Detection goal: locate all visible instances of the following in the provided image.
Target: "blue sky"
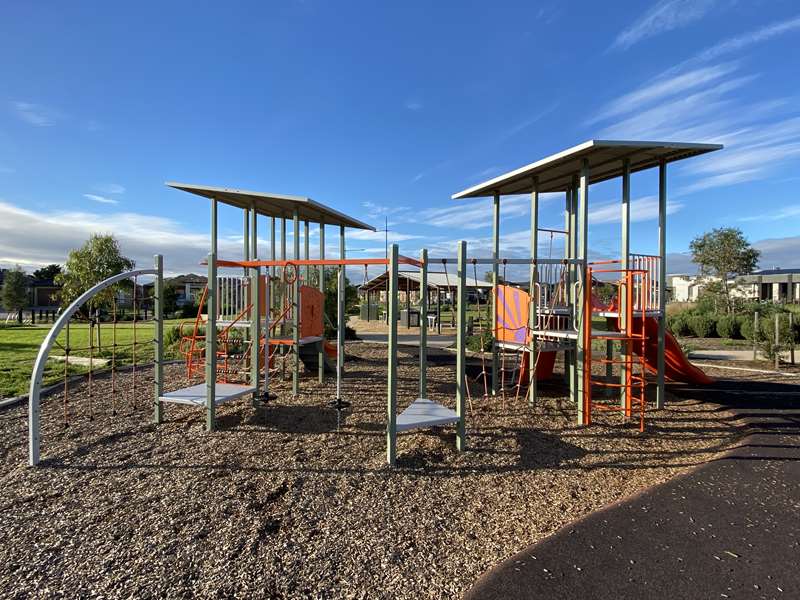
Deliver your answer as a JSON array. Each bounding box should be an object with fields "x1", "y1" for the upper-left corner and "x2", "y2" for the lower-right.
[{"x1": 1, "y1": 1, "x2": 799, "y2": 276}]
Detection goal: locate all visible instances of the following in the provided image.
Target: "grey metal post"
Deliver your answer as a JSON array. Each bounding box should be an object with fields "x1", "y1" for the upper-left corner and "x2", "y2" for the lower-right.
[
  {"x1": 303, "y1": 220, "x2": 310, "y2": 282},
  {"x1": 455, "y1": 241, "x2": 467, "y2": 451},
  {"x1": 154, "y1": 254, "x2": 164, "y2": 424},
  {"x1": 620, "y1": 158, "x2": 631, "y2": 408},
  {"x1": 564, "y1": 187, "x2": 571, "y2": 385},
  {"x1": 292, "y1": 209, "x2": 300, "y2": 396},
  {"x1": 577, "y1": 162, "x2": 589, "y2": 425},
  {"x1": 250, "y1": 266, "x2": 261, "y2": 397},
  {"x1": 338, "y1": 225, "x2": 346, "y2": 390},
  {"x1": 318, "y1": 222, "x2": 326, "y2": 384},
  {"x1": 529, "y1": 177, "x2": 539, "y2": 405},
  {"x1": 386, "y1": 243, "x2": 399, "y2": 465},
  {"x1": 419, "y1": 249, "x2": 428, "y2": 398},
  {"x1": 491, "y1": 192, "x2": 500, "y2": 395},
  {"x1": 656, "y1": 160, "x2": 667, "y2": 409},
  {"x1": 206, "y1": 251, "x2": 217, "y2": 431},
  {"x1": 753, "y1": 311, "x2": 759, "y2": 361},
  {"x1": 270, "y1": 217, "x2": 276, "y2": 312},
  {"x1": 243, "y1": 208, "x2": 250, "y2": 262}
]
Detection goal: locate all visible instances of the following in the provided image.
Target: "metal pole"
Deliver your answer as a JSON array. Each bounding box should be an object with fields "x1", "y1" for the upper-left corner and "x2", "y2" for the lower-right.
[
  {"x1": 577, "y1": 162, "x2": 589, "y2": 425},
  {"x1": 564, "y1": 187, "x2": 571, "y2": 386},
  {"x1": 455, "y1": 240, "x2": 467, "y2": 451},
  {"x1": 270, "y1": 216, "x2": 276, "y2": 313},
  {"x1": 420, "y1": 248, "x2": 428, "y2": 399},
  {"x1": 529, "y1": 177, "x2": 539, "y2": 406},
  {"x1": 775, "y1": 312, "x2": 781, "y2": 371},
  {"x1": 337, "y1": 225, "x2": 346, "y2": 401},
  {"x1": 251, "y1": 266, "x2": 260, "y2": 398},
  {"x1": 387, "y1": 243, "x2": 399, "y2": 465},
  {"x1": 153, "y1": 254, "x2": 164, "y2": 424},
  {"x1": 753, "y1": 311, "x2": 759, "y2": 361},
  {"x1": 292, "y1": 209, "x2": 300, "y2": 396},
  {"x1": 656, "y1": 160, "x2": 667, "y2": 409},
  {"x1": 206, "y1": 251, "x2": 217, "y2": 431},
  {"x1": 791, "y1": 312, "x2": 796, "y2": 364},
  {"x1": 620, "y1": 158, "x2": 631, "y2": 408},
  {"x1": 318, "y1": 222, "x2": 326, "y2": 384},
  {"x1": 491, "y1": 191, "x2": 500, "y2": 395},
  {"x1": 303, "y1": 220, "x2": 310, "y2": 282}
]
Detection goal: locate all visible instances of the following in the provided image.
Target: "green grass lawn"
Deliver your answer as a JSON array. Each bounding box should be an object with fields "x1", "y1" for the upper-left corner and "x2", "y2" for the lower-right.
[{"x1": 0, "y1": 319, "x2": 187, "y2": 399}]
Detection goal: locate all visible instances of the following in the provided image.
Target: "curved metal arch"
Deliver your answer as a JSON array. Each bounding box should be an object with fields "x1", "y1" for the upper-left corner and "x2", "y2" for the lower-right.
[{"x1": 28, "y1": 267, "x2": 159, "y2": 466}]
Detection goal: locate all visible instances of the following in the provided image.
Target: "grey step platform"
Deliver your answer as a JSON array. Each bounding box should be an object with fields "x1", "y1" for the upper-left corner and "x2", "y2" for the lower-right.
[
  {"x1": 396, "y1": 398, "x2": 460, "y2": 433},
  {"x1": 159, "y1": 383, "x2": 256, "y2": 407}
]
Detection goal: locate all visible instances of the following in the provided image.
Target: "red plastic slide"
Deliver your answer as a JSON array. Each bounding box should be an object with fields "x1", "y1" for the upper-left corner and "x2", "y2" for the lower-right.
[{"x1": 635, "y1": 316, "x2": 714, "y2": 385}]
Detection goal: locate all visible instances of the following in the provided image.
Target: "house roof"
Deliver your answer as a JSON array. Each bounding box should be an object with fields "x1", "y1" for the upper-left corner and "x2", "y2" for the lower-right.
[
  {"x1": 452, "y1": 139, "x2": 723, "y2": 198},
  {"x1": 166, "y1": 182, "x2": 375, "y2": 231},
  {"x1": 359, "y1": 270, "x2": 493, "y2": 293}
]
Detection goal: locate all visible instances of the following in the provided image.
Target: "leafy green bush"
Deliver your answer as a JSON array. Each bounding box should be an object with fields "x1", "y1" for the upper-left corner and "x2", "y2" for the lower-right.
[
  {"x1": 667, "y1": 311, "x2": 694, "y2": 336},
  {"x1": 716, "y1": 315, "x2": 741, "y2": 339},
  {"x1": 164, "y1": 325, "x2": 182, "y2": 347},
  {"x1": 466, "y1": 334, "x2": 493, "y2": 352},
  {"x1": 689, "y1": 314, "x2": 717, "y2": 338}
]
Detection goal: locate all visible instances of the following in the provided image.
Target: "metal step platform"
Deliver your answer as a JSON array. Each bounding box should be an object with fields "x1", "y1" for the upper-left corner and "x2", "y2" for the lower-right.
[
  {"x1": 159, "y1": 383, "x2": 257, "y2": 407},
  {"x1": 396, "y1": 398, "x2": 460, "y2": 432}
]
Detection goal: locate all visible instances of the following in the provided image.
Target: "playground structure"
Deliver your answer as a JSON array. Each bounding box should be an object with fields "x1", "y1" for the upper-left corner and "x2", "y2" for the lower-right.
[{"x1": 27, "y1": 139, "x2": 722, "y2": 467}]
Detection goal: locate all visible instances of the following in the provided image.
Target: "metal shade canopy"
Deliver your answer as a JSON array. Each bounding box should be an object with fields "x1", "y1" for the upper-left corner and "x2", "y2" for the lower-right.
[
  {"x1": 166, "y1": 181, "x2": 375, "y2": 231},
  {"x1": 452, "y1": 139, "x2": 723, "y2": 198}
]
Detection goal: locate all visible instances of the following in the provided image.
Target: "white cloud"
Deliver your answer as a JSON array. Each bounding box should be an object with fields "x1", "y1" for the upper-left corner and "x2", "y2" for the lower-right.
[
  {"x1": 739, "y1": 204, "x2": 800, "y2": 223},
  {"x1": 83, "y1": 193, "x2": 119, "y2": 205},
  {"x1": 589, "y1": 196, "x2": 683, "y2": 224},
  {"x1": 611, "y1": 0, "x2": 719, "y2": 50},
  {"x1": 0, "y1": 166, "x2": 14, "y2": 175},
  {"x1": 0, "y1": 200, "x2": 242, "y2": 275},
  {"x1": 588, "y1": 62, "x2": 738, "y2": 125},
  {"x1": 689, "y1": 14, "x2": 800, "y2": 65},
  {"x1": 93, "y1": 183, "x2": 126, "y2": 194},
  {"x1": 11, "y1": 101, "x2": 59, "y2": 127},
  {"x1": 405, "y1": 100, "x2": 423, "y2": 111}
]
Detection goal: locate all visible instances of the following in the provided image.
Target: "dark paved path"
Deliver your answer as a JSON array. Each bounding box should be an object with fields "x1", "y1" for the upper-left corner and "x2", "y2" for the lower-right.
[{"x1": 465, "y1": 379, "x2": 800, "y2": 600}]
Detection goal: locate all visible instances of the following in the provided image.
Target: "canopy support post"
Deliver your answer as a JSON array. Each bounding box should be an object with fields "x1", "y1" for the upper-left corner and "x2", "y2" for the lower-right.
[
  {"x1": 292, "y1": 209, "x2": 300, "y2": 396},
  {"x1": 153, "y1": 254, "x2": 164, "y2": 424},
  {"x1": 657, "y1": 160, "x2": 667, "y2": 409},
  {"x1": 387, "y1": 243, "x2": 399, "y2": 465},
  {"x1": 491, "y1": 192, "x2": 500, "y2": 395},
  {"x1": 337, "y1": 225, "x2": 346, "y2": 399},
  {"x1": 419, "y1": 249, "x2": 428, "y2": 398},
  {"x1": 577, "y1": 161, "x2": 589, "y2": 425},
  {"x1": 318, "y1": 221, "x2": 326, "y2": 384},
  {"x1": 620, "y1": 159, "x2": 631, "y2": 409},
  {"x1": 456, "y1": 240, "x2": 467, "y2": 451},
  {"x1": 529, "y1": 177, "x2": 539, "y2": 406}
]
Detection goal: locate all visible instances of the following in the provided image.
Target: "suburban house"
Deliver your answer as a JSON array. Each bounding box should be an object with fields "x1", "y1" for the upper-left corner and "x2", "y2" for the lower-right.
[{"x1": 668, "y1": 268, "x2": 800, "y2": 304}]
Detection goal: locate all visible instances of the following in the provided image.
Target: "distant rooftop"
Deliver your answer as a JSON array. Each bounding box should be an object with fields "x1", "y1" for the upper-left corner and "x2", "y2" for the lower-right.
[
  {"x1": 167, "y1": 182, "x2": 375, "y2": 231},
  {"x1": 751, "y1": 268, "x2": 800, "y2": 276},
  {"x1": 452, "y1": 139, "x2": 723, "y2": 198}
]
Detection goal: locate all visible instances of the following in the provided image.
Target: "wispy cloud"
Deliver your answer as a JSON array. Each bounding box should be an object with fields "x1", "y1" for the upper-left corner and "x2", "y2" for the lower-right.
[
  {"x1": 92, "y1": 183, "x2": 126, "y2": 194},
  {"x1": 361, "y1": 200, "x2": 410, "y2": 220},
  {"x1": 611, "y1": 0, "x2": 720, "y2": 51},
  {"x1": 420, "y1": 193, "x2": 560, "y2": 230},
  {"x1": 687, "y1": 14, "x2": 800, "y2": 66},
  {"x1": 404, "y1": 100, "x2": 423, "y2": 111},
  {"x1": 589, "y1": 196, "x2": 683, "y2": 224},
  {"x1": 739, "y1": 204, "x2": 800, "y2": 222},
  {"x1": 83, "y1": 193, "x2": 119, "y2": 205},
  {"x1": 11, "y1": 101, "x2": 60, "y2": 127},
  {"x1": 588, "y1": 62, "x2": 738, "y2": 125},
  {"x1": 0, "y1": 166, "x2": 14, "y2": 175}
]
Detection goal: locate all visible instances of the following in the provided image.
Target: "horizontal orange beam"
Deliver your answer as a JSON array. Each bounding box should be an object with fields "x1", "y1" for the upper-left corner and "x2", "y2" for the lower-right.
[{"x1": 214, "y1": 256, "x2": 423, "y2": 268}]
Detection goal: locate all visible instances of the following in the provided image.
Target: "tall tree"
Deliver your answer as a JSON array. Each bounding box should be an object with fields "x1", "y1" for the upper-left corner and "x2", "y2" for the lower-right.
[
  {"x1": 1, "y1": 266, "x2": 29, "y2": 323},
  {"x1": 32, "y1": 264, "x2": 62, "y2": 281},
  {"x1": 689, "y1": 227, "x2": 760, "y2": 313},
  {"x1": 56, "y1": 234, "x2": 135, "y2": 315}
]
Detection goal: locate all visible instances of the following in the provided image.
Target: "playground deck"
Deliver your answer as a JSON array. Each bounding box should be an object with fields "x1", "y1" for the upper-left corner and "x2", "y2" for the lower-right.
[{"x1": 0, "y1": 343, "x2": 739, "y2": 598}]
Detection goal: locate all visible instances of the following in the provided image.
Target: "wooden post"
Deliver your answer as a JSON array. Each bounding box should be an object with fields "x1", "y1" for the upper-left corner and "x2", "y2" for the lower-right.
[
  {"x1": 153, "y1": 254, "x2": 164, "y2": 424},
  {"x1": 419, "y1": 249, "x2": 428, "y2": 399},
  {"x1": 455, "y1": 241, "x2": 467, "y2": 451},
  {"x1": 386, "y1": 243, "x2": 399, "y2": 465}
]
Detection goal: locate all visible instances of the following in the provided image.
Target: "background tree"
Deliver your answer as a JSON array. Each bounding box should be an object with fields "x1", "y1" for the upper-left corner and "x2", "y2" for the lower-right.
[
  {"x1": 1, "y1": 266, "x2": 29, "y2": 323},
  {"x1": 162, "y1": 283, "x2": 179, "y2": 316},
  {"x1": 32, "y1": 264, "x2": 62, "y2": 281},
  {"x1": 689, "y1": 227, "x2": 759, "y2": 313},
  {"x1": 56, "y1": 234, "x2": 135, "y2": 316}
]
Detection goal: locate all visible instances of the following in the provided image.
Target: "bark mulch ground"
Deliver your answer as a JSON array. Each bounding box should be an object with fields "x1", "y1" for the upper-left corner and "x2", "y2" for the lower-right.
[{"x1": 1, "y1": 343, "x2": 739, "y2": 599}]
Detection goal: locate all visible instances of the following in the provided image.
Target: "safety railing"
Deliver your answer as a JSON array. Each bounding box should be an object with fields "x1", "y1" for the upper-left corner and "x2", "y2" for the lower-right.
[{"x1": 629, "y1": 254, "x2": 660, "y2": 312}]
